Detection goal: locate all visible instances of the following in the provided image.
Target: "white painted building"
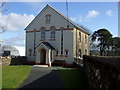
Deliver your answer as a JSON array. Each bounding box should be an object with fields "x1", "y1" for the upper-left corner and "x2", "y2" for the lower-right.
[{"x1": 25, "y1": 4, "x2": 90, "y2": 66}]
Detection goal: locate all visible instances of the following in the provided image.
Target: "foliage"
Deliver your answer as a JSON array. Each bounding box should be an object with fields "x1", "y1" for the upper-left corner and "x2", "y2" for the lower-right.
[
  {"x1": 0, "y1": 2, "x2": 8, "y2": 34},
  {"x1": 91, "y1": 28, "x2": 120, "y2": 56},
  {"x1": 91, "y1": 28, "x2": 112, "y2": 56},
  {"x1": 58, "y1": 69, "x2": 88, "y2": 88},
  {"x1": 110, "y1": 37, "x2": 120, "y2": 56},
  {"x1": 2, "y1": 65, "x2": 30, "y2": 88}
]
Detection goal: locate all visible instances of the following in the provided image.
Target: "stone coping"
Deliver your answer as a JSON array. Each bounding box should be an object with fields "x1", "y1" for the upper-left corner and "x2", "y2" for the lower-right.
[{"x1": 83, "y1": 55, "x2": 120, "y2": 72}]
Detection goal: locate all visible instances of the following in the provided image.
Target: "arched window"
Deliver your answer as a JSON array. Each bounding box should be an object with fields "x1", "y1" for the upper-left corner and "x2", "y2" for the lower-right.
[
  {"x1": 85, "y1": 49, "x2": 87, "y2": 55},
  {"x1": 50, "y1": 27, "x2": 56, "y2": 39},
  {"x1": 79, "y1": 32, "x2": 81, "y2": 43},
  {"x1": 41, "y1": 27, "x2": 46, "y2": 40},
  {"x1": 56, "y1": 49, "x2": 59, "y2": 56},
  {"x1": 29, "y1": 49, "x2": 32, "y2": 56},
  {"x1": 79, "y1": 49, "x2": 81, "y2": 57},
  {"x1": 64, "y1": 49, "x2": 69, "y2": 56},
  {"x1": 45, "y1": 14, "x2": 51, "y2": 24}
]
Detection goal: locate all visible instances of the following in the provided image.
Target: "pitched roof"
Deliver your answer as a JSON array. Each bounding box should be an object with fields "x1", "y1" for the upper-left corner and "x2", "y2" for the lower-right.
[
  {"x1": 36, "y1": 42, "x2": 55, "y2": 50},
  {"x1": 25, "y1": 4, "x2": 90, "y2": 35}
]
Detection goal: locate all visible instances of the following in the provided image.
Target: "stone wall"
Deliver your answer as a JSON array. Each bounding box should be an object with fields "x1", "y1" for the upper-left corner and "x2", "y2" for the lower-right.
[
  {"x1": 10, "y1": 56, "x2": 27, "y2": 65},
  {"x1": 83, "y1": 55, "x2": 120, "y2": 90},
  {"x1": 0, "y1": 56, "x2": 27, "y2": 66},
  {"x1": 0, "y1": 56, "x2": 11, "y2": 66}
]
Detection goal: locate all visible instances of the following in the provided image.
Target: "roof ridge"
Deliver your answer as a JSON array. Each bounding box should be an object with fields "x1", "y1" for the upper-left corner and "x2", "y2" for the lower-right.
[
  {"x1": 47, "y1": 4, "x2": 89, "y2": 34},
  {"x1": 25, "y1": 4, "x2": 90, "y2": 34}
]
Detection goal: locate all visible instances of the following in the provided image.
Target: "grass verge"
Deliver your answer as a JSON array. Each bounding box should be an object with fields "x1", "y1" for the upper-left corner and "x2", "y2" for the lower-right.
[
  {"x1": 58, "y1": 68, "x2": 88, "y2": 88},
  {"x1": 2, "y1": 65, "x2": 31, "y2": 88}
]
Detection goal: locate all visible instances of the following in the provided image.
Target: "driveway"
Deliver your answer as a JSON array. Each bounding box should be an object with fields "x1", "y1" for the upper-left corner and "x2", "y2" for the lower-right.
[{"x1": 18, "y1": 65, "x2": 64, "y2": 89}]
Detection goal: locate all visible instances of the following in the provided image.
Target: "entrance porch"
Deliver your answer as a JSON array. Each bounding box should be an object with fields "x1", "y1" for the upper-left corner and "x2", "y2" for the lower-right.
[{"x1": 35, "y1": 42, "x2": 55, "y2": 66}]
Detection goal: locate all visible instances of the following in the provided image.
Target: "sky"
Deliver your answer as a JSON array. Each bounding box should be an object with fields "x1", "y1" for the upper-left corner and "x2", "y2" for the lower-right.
[{"x1": 0, "y1": 1, "x2": 118, "y2": 56}]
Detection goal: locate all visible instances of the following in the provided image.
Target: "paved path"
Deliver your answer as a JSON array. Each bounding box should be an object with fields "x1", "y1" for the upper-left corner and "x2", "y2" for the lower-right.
[{"x1": 18, "y1": 66, "x2": 64, "y2": 89}]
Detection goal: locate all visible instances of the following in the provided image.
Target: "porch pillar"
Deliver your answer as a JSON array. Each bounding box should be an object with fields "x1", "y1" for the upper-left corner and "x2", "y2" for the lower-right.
[{"x1": 48, "y1": 50, "x2": 51, "y2": 66}]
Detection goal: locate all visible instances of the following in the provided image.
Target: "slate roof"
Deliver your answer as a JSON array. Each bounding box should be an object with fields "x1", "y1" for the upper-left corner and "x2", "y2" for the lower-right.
[
  {"x1": 25, "y1": 4, "x2": 90, "y2": 35},
  {"x1": 36, "y1": 42, "x2": 55, "y2": 50}
]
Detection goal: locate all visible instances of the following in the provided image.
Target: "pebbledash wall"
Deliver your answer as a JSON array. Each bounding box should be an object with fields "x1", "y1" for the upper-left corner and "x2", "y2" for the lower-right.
[
  {"x1": 25, "y1": 5, "x2": 89, "y2": 66},
  {"x1": 83, "y1": 55, "x2": 120, "y2": 90}
]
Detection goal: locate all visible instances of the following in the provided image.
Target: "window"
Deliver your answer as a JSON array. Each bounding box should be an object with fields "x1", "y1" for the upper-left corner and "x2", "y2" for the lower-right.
[
  {"x1": 85, "y1": 49, "x2": 87, "y2": 55},
  {"x1": 61, "y1": 50, "x2": 63, "y2": 55},
  {"x1": 79, "y1": 32, "x2": 81, "y2": 43},
  {"x1": 65, "y1": 51, "x2": 68, "y2": 55},
  {"x1": 29, "y1": 49, "x2": 32, "y2": 56},
  {"x1": 50, "y1": 27, "x2": 56, "y2": 39},
  {"x1": 61, "y1": 28, "x2": 64, "y2": 55},
  {"x1": 45, "y1": 14, "x2": 51, "y2": 24},
  {"x1": 78, "y1": 49, "x2": 81, "y2": 57},
  {"x1": 85, "y1": 35, "x2": 87, "y2": 44},
  {"x1": 41, "y1": 27, "x2": 46, "y2": 40},
  {"x1": 56, "y1": 50, "x2": 59, "y2": 56}
]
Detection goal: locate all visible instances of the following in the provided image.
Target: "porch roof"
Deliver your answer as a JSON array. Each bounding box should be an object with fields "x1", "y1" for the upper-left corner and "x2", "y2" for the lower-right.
[{"x1": 35, "y1": 42, "x2": 55, "y2": 50}]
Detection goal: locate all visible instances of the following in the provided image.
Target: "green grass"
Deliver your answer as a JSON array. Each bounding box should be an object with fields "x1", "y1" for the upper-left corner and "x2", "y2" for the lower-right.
[
  {"x1": 58, "y1": 69, "x2": 88, "y2": 88},
  {"x1": 2, "y1": 65, "x2": 31, "y2": 88}
]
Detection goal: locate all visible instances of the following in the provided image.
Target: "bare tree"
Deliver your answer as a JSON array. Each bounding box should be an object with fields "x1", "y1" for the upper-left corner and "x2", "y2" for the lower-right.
[{"x1": 0, "y1": 2, "x2": 7, "y2": 34}]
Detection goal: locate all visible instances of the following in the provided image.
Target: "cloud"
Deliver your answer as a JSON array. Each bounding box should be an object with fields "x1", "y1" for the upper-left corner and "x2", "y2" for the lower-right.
[
  {"x1": 70, "y1": 17, "x2": 77, "y2": 22},
  {"x1": 86, "y1": 10, "x2": 99, "y2": 18},
  {"x1": 14, "y1": 46, "x2": 25, "y2": 56},
  {"x1": 0, "y1": 13, "x2": 35, "y2": 31},
  {"x1": 3, "y1": 35, "x2": 25, "y2": 46},
  {"x1": 106, "y1": 10, "x2": 114, "y2": 16},
  {"x1": 70, "y1": 10, "x2": 99, "y2": 23},
  {"x1": 70, "y1": 16, "x2": 83, "y2": 23}
]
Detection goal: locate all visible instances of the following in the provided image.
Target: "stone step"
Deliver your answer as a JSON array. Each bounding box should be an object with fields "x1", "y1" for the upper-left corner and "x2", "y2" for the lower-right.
[{"x1": 33, "y1": 65, "x2": 48, "y2": 67}]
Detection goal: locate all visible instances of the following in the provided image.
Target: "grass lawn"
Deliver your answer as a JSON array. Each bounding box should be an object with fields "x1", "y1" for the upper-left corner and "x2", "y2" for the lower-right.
[
  {"x1": 2, "y1": 65, "x2": 31, "y2": 88},
  {"x1": 58, "y1": 68, "x2": 88, "y2": 88}
]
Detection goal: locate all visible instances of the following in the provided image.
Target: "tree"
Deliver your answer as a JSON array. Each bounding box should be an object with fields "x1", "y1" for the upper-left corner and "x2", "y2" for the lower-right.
[
  {"x1": 110, "y1": 37, "x2": 120, "y2": 56},
  {"x1": 0, "y1": 2, "x2": 7, "y2": 34},
  {"x1": 91, "y1": 28, "x2": 113, "y2": 56}
]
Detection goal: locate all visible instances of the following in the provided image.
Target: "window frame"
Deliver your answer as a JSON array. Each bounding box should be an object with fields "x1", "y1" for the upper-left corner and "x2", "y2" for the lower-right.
[
  {"x1": 50, "y1": 27, "x2": 56, "y2": 39},
  {"x1": 79, "y1": 32, "x2": 81, "y2": 43},
  {"x1": 29, "y1": 49, "x2": 32, "y2": 56},
  {"x1": 40, "y1": 27, "x2": 46, "y2": 40},
  {"x1": 45, "y1": 14, "x2": 51, "y2": 24},
  {"x1": 78, "y1": 49, "x2": 81, "y2": 57}
]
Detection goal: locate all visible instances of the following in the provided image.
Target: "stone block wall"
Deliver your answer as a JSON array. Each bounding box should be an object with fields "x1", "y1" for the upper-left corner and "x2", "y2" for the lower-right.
[
  {"x1": 0, "y1": 56, "x2": 27, "y2": 66},
  {"x1": 10, "y1": 56, "x2": 27, "y2": 65},
  {"x1": 83, "y1": 55, "x2": 120, "y2": 90},
  {"x1": 0, "y1": 56, "x2": 11, "y2": 66}
]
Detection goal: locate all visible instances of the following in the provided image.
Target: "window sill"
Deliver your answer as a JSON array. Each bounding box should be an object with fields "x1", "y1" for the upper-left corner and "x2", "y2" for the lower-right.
[
  {"x1": 65, "y1": 55, "x2": 68, "y2": 57},
  {"x1": 33, "y1": 54, "x2": 36, "y2": 56},
  {"x1": 49, "y1": 39, "x2": 56, "y2": 41},
  {"x1": 40, "y1": 39, "x2": 46, "y2": 41},
  {"x1": 60, "y1": 55, "x2": 64, "y2": 57}
]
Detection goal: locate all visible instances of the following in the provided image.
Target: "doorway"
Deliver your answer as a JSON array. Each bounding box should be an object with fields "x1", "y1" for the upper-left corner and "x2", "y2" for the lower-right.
[{"x1": 40, "y1": 49, "x2": 46, "y2": 64}]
